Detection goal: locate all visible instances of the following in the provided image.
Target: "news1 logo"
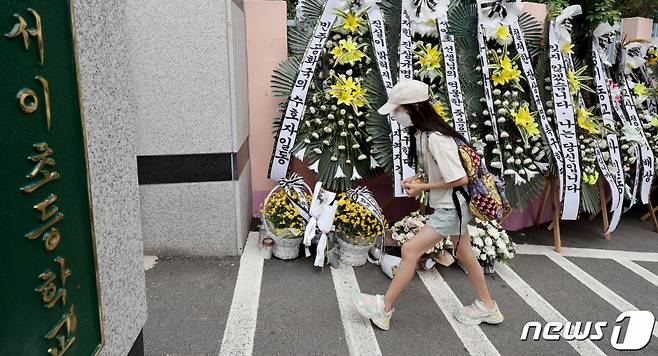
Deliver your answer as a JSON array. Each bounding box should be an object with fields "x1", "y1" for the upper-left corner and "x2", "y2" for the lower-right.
[{"x1": 521, "y1": 311, "x2": 655, "y2": 351}]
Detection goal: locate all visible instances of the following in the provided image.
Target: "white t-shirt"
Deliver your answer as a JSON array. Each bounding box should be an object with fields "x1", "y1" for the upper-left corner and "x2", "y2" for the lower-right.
[{"x1": 415, "y1": 131, "x2": 467, "y2": 209}]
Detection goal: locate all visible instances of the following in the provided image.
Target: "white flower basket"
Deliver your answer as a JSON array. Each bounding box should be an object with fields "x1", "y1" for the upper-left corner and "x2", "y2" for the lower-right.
[
  {"x1": 260, "y1": 174, "x2": 311, "y2": 260},
  {"x1": 337, "y1": 237, "x2": 374, "y2": 267},
  {"x1": 261, "y1": 220, "x2": 303, "y2": 260},
  {"x1": 271, "y1": 233, "x2": 302, "y2": 260}
]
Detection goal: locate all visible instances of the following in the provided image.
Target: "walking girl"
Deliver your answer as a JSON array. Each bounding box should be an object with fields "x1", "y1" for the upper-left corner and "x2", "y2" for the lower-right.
[{"x1": 351, "y1": 80, "x2": 504, "y2": 330}]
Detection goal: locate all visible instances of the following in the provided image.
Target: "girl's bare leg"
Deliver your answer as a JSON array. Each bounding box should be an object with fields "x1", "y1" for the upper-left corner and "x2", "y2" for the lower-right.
[
  {"x1": 383, "y1": 226, "x2": 443, "y2": 311},
  {"x1": 451, "y1": 232, "x2": 495, "y2": 309}
]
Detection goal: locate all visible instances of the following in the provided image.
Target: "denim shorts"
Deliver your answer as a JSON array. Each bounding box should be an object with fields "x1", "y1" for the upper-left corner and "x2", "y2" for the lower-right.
[{"x1": 427, "y1": 203, "x2": 471, "y2": 237}]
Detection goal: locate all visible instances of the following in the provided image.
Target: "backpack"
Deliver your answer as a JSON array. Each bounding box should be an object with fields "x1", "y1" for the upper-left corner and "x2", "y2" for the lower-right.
[{"x1": 451, "y1": 137, "x2": 511, "y2": 223}]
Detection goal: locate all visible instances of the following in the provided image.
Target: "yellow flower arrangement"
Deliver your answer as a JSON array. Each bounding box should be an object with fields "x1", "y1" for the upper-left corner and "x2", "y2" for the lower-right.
[
  {"x1": 333, "y1": 8, "x2": 368, "y2": 35},
  {"x1": 566, "y1": 66, "x2": 594, "y2": 94},
  {"x1": 328, "y1": 74, "x2": 368, "y2": 110},
  {"x1": 330, "y1": 38, "x2": 366, "y2": 66},
  {"x1": 432, "y1": 101, "x2": 450, "y2": 119},
  {"x1": 261, "y1": 190, "x2": 311, "y2": 236},
  {"x1": 510, "y1": 104, "x2": 540, "y2": 137},
  {"x1": 561, "y1": 42, "x2": 574, "y2": 55},
  {"x1": 416, "y1": 43, "x2": 443, "y2": 72},
  {"x1": 632, "y1": 83, "x2": 650, "y2": 97},
  {"x1": 576, "y1": 106, "x2": 599, "y2": 134},
  {"x1": 647, "y1": 47, "x2": 658, "y2": 66},
  {"x1": 490, "y1": 49, "x2": 522, "y2": 88},
  {"x1": 494, "y1": 24, "x2": 511, "y2": 44},
  {"x1": 334, "y1": 193, "x2": 386, "y2": 245},
  {"x1": 582, "y1": 171, "x2": 599, "y2": 185}
]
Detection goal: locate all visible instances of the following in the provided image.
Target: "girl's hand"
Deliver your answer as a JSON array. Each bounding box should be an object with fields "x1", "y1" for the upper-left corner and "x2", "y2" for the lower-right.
[
  {"x1": 404, "y1": 182, "x2": 424, "y2": 198},
  {"x1": 401, "y1": 174, "x2": 419, "y2": 186}
]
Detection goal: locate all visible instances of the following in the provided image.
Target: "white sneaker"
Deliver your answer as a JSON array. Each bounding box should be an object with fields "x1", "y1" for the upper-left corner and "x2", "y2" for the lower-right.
[
  {"x1": 351, "y1": 291, "x2": 394, "y2": 331},
  {"x1": 454, "y1": 299, "x2": 504, "y2": 326}
]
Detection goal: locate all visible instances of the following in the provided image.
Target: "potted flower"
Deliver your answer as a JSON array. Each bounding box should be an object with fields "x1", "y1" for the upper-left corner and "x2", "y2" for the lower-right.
[
  {"x1": 261, "y1": 188, "x2": 311, "y2": 260},
  {"x1": 334, "y1": 192, "x2": 385, "y2": 266},
  {"x1": 468, "y1": 218, "x2": 516, "y2": 274}
]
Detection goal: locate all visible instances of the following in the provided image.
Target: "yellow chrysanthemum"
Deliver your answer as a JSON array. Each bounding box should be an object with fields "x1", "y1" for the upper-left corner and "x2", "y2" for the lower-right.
[
  {"x1": 495, "y1": 25, "x2": 511, "y2": 43},
  {"x1": 633, "y1": 83, "x2": 650, "y2": 97},
  {"x1": 511, "y1": 104, "x2": 540, "y2": 137},
  {"x1": 561, "y1": 42, "x2": 574, "y2": 54},
  {"x1": 576, "y1": 106, "x2": 598, "y2": 134},
  {"x1": 582, "y1": 171, "x2": 599, "y2": 185},
  {"x1": 418, "y1": 44, "x2": 443, "y2": 71},
  {"x1": 433, "y1": 101, "x2": 449, "y2": 118}
]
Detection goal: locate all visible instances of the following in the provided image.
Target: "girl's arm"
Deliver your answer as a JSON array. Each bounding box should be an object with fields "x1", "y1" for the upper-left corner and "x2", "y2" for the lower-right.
[{"x1": 420, "y1": 176, "x2": 468, "y2": 190}]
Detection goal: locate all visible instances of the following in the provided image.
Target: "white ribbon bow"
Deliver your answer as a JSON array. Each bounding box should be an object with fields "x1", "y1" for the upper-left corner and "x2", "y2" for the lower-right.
[
  {"x1": 303, "y1": 182, "x2": 339, "y2": 266},
  {"x1": 555, "y1": 5, "x2": 581, "y2": 46}
]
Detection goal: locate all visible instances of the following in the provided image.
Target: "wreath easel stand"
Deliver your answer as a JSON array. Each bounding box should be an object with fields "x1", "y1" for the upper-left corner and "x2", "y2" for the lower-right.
[
  {"x1": 597, "y1": 178, "x2": 612, "y2": 240},
  {"x1": 539, "y1": 174, "x2": 562, "y2": 252},
  {"x1": 639, "y1": 185, "x2": 658, "y2": 232},
  {"x1": 562, "y1": 177, "x2": 613, "y2": 240}
]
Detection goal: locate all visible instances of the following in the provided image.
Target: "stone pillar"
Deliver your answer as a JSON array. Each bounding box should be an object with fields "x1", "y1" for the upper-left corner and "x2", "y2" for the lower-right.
[
  {"x1": 130, "y1": 0, "x2": 252, "y2": 256},
  {"x1": 73, "y1": 0, "x2": 147, "y2": 354}
]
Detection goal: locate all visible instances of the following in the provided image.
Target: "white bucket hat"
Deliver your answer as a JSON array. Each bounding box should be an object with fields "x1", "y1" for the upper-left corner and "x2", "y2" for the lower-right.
[{"x1": 377, "y1": 80, "x2": 430, "y2": 115}]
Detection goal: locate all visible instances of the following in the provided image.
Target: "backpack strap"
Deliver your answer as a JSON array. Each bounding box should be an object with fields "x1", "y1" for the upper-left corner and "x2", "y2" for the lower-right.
[{"x1": 450, "y1": 188, "x2": 470, "y2": 256}]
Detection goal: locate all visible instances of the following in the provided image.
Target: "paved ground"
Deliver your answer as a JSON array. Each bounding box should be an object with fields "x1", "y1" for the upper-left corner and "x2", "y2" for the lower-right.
[{"x1": 144, "y1": 213, "x2": 658, "y2": 355}]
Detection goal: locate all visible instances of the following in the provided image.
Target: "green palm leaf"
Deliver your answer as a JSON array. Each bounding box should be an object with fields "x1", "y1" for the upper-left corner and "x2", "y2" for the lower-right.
[
  {"x1": 519, "y1": 12, "x2": 543, "y2": 57},
  {"x1": 301, "y1": 0, "x2": 326, "y2": 26},
  {"x1": 580, "y1": 181, "x2": 601, "y2": 215},
  {"x1": 449, "y1": 0, "x2": 478, "y2": 39},
  {"x1": 271, "y1": 56, "x2": 303, "y2": 99},
  {"x1": 288, "y1": 26, "x2": 313, "y2": 57},
  {"x1": 364, "y1": 69, "x2": 394, "y2": 174}
]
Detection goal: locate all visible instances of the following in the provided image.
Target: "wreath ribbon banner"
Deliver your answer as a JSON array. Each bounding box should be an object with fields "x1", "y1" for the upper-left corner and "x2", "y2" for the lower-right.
[
  {"x1": 509, "y1": 23, "x2": 565, "y2": 195},
  {"x1": 608, "y1": 74, "x2": 642, "y2": 211},
  {"x1": 590, "y1": 41, "x2": 625, "y2": 233},
  {"x1": 476, "y1": 24, "x2": 505, "y2": 170},
  {"x1": 620, "y1": 74, "x2": 655, "y2": 205},
  {"x1": 436, "y1": 5, "x2": 470, "y2": 141},
  {"x1": 267, "y1": 0, "x2": 340, "y2": 181},
  {"x1": 548, "y1": 22, "x2": 581, "y2": 219},
  {"x1": 371, "y1": 4, "x2": 415, "y2": 197}
]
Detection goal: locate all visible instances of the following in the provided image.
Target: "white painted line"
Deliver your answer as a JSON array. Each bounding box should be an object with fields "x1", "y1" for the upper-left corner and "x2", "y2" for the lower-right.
[
  {"x1": 417, "y1": 268, "x2": 501, "y2": 356},
  {"x1": 495, "y1": 262, "x2": 606, "y2": 355},
  {"x1": 330, "y1": 264, "x2": 383, "y2": 356},
  {"x1": 219, "y1": 233, "x2": 263, "y2": 356},
  {"x1": 515, "y1": 244, "x2": 658, "y2": 262},
  {"x1": 616, "y1": 259, "x2": 658, "y2": 288},
  {"x1": 545, "y1": 250, "x2": 658, "y2": 338}
]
